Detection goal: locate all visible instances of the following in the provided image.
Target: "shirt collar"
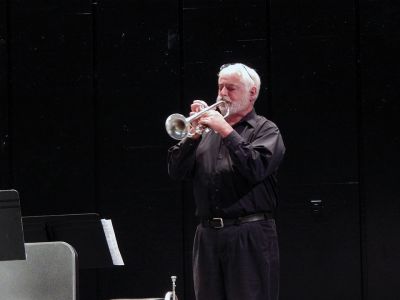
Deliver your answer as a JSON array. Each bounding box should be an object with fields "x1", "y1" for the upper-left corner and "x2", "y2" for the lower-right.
[{"x1": 235, "y1": 109, "x2": 258, "y2": 128}]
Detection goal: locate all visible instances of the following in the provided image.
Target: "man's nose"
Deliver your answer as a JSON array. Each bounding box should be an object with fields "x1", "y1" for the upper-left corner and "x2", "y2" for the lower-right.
[{"x1": 219, "y1": 86, "x2": 228, "y2": 96}]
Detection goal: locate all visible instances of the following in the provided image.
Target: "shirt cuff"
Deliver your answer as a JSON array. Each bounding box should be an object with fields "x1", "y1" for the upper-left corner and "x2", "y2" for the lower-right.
[{"x1": 223, "y1": 130, "x2": 244, "y2": 149}]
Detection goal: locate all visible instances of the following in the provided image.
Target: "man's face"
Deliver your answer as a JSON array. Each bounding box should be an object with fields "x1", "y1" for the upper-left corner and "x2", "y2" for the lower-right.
[{"x1": 217, "y1": 73, "x2": 254, "y2": 116}]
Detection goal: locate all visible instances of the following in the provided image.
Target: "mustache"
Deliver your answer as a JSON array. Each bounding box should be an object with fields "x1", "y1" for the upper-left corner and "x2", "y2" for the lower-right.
[{"x1": 216, "y1": 96, "x2": 231, "y2": 103}]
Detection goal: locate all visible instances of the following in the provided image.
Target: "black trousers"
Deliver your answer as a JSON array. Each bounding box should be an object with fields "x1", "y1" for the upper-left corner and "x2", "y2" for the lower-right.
[{"x1": 193, "y1": 219, "x2": 279, "y2": 300}]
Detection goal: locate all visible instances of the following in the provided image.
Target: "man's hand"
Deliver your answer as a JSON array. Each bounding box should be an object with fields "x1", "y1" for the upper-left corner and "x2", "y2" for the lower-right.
[
  {"x1": 198, "y1": 110, "x2": 233, "y2": 138},
  {"x1": 191, "y1": 100, "x2": 208, "y2": 113},
  {"x1": 187, "y1": 100, "x2": 208, "y2": 140}
]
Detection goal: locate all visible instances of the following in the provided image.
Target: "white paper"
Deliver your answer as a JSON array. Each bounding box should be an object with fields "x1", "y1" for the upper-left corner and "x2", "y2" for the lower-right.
[{"x1": 101, "y1": 219, "x2": 125, "y2": 266}]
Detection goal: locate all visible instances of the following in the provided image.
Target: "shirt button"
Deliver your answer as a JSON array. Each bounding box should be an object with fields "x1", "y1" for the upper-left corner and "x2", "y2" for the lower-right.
[{"x1": 215, "y1": 188, "x2": 219, "y2": 193}]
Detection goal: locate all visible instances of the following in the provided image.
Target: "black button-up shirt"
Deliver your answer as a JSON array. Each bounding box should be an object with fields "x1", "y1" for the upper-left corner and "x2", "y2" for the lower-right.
[{"x1": 168, "y1": 109, "x2": 285, "y2": 218}]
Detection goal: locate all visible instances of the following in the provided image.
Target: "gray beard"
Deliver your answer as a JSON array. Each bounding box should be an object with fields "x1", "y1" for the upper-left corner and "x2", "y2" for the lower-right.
[
  {"x1": 227, "y1": 98, "x2": 248, "y2": 116},
  {"x1": 216, "y1": 96, "x2": 247, "y2": 116}
]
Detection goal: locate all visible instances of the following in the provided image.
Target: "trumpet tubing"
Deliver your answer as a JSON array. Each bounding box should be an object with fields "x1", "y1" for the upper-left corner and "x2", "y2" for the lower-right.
[
  {"x1": 165, "y1": 100, "x2": 229, "y2": 140},
  {"x1": 164, "y1": 275, "x2": 178, "y2": 300}
]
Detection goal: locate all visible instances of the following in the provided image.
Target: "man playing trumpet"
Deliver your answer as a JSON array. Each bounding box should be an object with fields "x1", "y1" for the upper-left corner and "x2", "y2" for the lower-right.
[{"x1": 168, "y1": 63, "x2": 285, "y2": 300}]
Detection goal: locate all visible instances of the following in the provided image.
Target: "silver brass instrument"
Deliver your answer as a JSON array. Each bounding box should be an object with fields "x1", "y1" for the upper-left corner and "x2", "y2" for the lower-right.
[
  {"x1": 164, "y1": 275, "x2": 178, "y2": 300},
  {"x1": 165, "y1": 100, "x2": 230, "y2": 140}
]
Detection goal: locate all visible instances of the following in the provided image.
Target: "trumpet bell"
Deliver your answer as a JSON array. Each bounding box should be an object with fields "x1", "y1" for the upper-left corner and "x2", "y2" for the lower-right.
[
  {"x1": 164, "y1": 291, "x2": 178, "y2": 300},
  {"x1": 165, "y1": 113, "x2": 190, "y2": 140},
  {"x1": 165, "y1": 99, "x2": 230, "y2": 140}
]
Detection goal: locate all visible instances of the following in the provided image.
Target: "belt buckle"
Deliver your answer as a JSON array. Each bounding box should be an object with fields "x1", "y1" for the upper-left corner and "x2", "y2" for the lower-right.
[{"x1": 211, "y1": 217, "x2": 224, "y2": 228}]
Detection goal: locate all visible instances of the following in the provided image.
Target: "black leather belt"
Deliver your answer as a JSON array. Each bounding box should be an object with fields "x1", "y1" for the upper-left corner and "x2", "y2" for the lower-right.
[{"x1": 201, "y1": 212, "x2": 273, "y2": 229}]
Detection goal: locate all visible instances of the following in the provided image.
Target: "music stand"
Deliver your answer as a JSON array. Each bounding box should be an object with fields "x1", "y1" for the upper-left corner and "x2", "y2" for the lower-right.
[
  {"x1": 0, "y1": 189, "x2": 26, "y2": 261},
  {"x1": 22, "y1": 213, "x2": 116, "y2": 269}
]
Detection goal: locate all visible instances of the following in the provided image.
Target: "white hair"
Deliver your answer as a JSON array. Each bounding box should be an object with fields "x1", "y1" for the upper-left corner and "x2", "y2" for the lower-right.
[{"x1": 218, "y1": 63, "x2": 261, "y2": 99}]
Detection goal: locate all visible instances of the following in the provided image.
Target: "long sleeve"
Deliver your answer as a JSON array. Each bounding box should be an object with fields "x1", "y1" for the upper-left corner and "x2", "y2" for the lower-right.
[
  {"x1": 223, "y1": 119, "x2": 285, "y2": 185},
  {"x1": 167, "y1": 137, "x2": 201, "y2": 180}
]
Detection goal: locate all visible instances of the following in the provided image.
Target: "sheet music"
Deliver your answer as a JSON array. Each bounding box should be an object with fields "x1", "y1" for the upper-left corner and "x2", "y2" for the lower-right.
[{"x1": 101, "y1": 219, "x2": 125, "y2": 266}]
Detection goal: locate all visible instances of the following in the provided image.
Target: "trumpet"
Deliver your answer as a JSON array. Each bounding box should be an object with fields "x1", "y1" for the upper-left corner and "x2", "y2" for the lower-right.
[
  {"x1": 164, "y1": 275, "x2": 178, "y2": 300},
  {"x1": 165, "y1": 99, "x2": 230, "y2": 140}
]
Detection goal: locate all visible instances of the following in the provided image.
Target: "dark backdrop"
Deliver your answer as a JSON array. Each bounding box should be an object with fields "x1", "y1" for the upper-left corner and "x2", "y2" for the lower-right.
[{"x1": 1, "y1": 0, "x2": 399, "y2": 299}]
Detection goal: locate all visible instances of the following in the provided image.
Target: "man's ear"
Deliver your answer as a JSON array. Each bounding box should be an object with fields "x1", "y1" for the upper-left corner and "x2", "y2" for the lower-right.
[{"x1": 249, "y1": 86, "x2": 257, "y2": 102}]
